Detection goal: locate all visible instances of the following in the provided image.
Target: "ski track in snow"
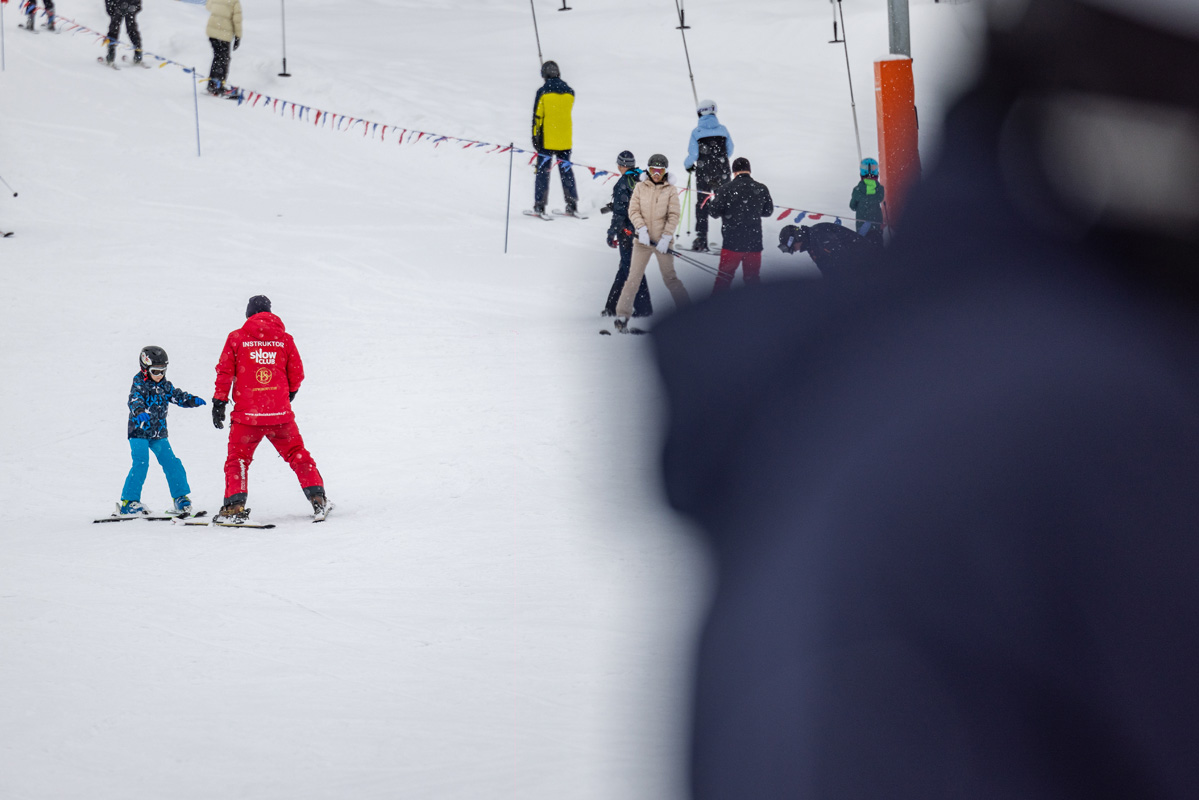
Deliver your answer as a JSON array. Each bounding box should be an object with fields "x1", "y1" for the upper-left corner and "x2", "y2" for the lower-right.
[{"x1": 0, "y1": 1, "x2": 983, "y2": 798}]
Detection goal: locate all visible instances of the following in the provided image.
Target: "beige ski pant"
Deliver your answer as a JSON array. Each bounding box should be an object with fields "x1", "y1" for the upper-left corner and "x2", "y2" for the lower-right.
[{"x1": 616, "y1": 242, "x2": 690, "y2": 318}]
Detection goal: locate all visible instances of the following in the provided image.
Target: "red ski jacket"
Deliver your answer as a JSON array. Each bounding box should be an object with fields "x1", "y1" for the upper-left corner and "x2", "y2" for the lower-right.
[{"x1": 214, "y1": 312, "x2": 304, "y2": 426}]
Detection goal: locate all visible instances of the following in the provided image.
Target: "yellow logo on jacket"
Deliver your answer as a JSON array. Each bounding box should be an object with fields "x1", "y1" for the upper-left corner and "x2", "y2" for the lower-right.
[{"x1": 255, "y1": 367, "x2": 273, "y2": 385}]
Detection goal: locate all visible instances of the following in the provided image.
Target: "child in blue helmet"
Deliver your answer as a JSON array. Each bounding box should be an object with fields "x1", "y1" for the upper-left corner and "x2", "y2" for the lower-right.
[
  {"x1": 117, "y1": 346, "x2": 206, "y2": 516},
  {"x1": 849, "y1": 157, "x2": 886, "y2": 247}
]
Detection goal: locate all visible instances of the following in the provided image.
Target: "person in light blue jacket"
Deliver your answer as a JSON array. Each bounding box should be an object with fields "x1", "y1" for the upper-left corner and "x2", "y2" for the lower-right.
[{"x1": 683, "y1": 99, "x2": 734, "y2": 252}]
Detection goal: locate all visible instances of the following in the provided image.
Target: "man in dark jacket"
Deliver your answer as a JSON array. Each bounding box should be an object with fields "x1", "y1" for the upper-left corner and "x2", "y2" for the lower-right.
[
  {"x1": 103, "y1": 0, "x2": 143, "y2": 66},
  {"x1": 778, "y1": 222, "x2": 882, "y2": 283},
  {"x1": 603, "y1": 151, "x2": 652, "y2": 317},
  {"x1": 531, "y1": 60, "x2": 578, "y2": 216},
  {"x1": 705, "y1": 157, "x2": 773, "y2": 294},
  {"x1": 651, "y1": 0, "x2": 1199, "y2": 797}
]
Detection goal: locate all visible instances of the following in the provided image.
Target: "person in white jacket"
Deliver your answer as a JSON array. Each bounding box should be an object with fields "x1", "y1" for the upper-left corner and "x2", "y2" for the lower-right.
[
  {"x1": 205, "y1": 0, "x2": 243, "y2": 96},
  {"x1": 612, "y1": 153, "x2": 691, "y2": 333}
]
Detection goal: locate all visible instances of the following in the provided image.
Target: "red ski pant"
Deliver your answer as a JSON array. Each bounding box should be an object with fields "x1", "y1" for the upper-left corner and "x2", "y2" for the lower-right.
[
  {"x1": 224, "y1": 420, "x2": 323, "y2": 499},
  {"x1": 712, "y1": 250, "x2": 762, "y2": 294}
]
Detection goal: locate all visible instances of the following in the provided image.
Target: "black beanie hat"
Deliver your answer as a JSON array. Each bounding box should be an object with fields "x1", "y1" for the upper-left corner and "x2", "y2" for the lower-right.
[
  {"x1": 732, "y1": 157, "x2": 751, "y2": 173},
  {"x1": 246, "y1": 295, "x2": 272, "y2": 318}
]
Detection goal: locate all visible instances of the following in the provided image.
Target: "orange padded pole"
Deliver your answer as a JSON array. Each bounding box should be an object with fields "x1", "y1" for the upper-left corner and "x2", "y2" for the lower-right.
[{"x1": 874, "y1": 56, "x2": 921, "y2": 227}]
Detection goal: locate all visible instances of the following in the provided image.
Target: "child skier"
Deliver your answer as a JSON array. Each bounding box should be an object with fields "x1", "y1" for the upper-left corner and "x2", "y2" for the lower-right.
[
  {"x1": 849, "y1": 157, "x2": 886, "y2": 247},
  {"x1": 116, "y1": 346, "x2": 206, "y2": 516}
]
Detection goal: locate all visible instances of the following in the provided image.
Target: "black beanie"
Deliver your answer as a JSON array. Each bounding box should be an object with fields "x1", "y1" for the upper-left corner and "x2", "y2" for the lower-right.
[
  {"x1": 732, "y1": 157, "x2": 751, "y2": 173},
  {"x1": 246, "y1": 295, "x2": 272, "y2": 318}
]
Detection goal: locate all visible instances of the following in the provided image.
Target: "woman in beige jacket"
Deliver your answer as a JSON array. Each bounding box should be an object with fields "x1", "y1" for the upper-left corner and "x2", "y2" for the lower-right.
[
  {"x1": 612, "y1": 153, "x2": 691, "y2": 331},
  {"x1": 206, "y1": 0, "x2": 243, "y2": 96}
]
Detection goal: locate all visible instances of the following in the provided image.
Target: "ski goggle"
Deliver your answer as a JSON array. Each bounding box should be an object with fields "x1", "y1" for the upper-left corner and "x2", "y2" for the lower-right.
[
  {"x1": 648, "y1": 166, "x2": 666, "y2": 175},
  {"x1": 149, "y1": 367, "x2": 167, "y2": 376}
]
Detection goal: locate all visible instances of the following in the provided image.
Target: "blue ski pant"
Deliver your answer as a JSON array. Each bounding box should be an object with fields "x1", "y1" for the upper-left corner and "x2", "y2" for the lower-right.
[
  {"x1": 122, "y1": 437, "x2": 190, "y2": 502},
  {"x1": 534, "y1": 149, "x2": 578, "y2": 209}
]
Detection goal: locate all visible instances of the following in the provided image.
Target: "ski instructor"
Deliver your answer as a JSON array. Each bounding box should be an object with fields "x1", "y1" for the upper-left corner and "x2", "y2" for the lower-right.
[{"x1": 211, "y1": 295, "x2": 328, "y2": 521}]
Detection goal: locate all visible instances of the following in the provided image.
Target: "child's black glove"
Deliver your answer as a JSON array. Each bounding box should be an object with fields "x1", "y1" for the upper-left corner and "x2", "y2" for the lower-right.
[
  {"x1": 212, "y1": 399, "x2": 228, "y2": 429},
  {"x1": 289, "y1": 390, "x2": 298, "y2": 402}
]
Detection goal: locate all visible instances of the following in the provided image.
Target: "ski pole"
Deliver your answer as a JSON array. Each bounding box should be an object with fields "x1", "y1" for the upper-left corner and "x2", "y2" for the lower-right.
[
  {"x1": 504, "y1": 142, "x2": 514, "y2": 253},
  {"x1": 189, "y1": 67, "x2": 202, "y2": 157},
  {"x1": 668, "y1": 248, "x2": 720, "y2": 276},
  {"x1": 0, "y1": 173, "x2": 17, "y2": 197}
]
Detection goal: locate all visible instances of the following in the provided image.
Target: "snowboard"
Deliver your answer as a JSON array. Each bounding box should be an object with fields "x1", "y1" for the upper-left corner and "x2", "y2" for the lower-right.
[
  {"x1": 121, "y1": 55, "x2": 151, "y2": 69},
  {"x1": 522, "y1": 210, "x2": 553, "y2": 221},
  {"x1": 2, "y1": 232, "x2": 13, "y2": 238},
  {"x1": 97, "y1": 57, "x2": 119, "y2": 70},
  {"x1": 552, "y1": 209, "x2": 589, "y2": 220}
]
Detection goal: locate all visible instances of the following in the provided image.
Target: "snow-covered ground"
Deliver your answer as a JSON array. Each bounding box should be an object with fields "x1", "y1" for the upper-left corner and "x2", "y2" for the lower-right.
[{"x1": 0, "y1": 1, "x2": 982, "y2": 797}]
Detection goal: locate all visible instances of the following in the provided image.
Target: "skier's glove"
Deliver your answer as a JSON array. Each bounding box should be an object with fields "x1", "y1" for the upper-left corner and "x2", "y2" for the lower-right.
[
  {"x1": 656, "y1": 234, "x2": 672, "y2": 254},
  {"x1": 686, "y1": 164, "x2": 696, "y2": 173},
  {"x1": 233, "y1": 37, "x2": 241, "y2": 51},
  {"x1": 194, "y1": 397, "x2": 207, "y2": 407},
  {"x1": 636, "y1": 227, "x2": 650, "y2": 247},
  {"x1": 134, "y1": 412, "x2": 151, "y2": 424},
  {"x1": 289, "y1": 390, "x2": 298, "y2": 402},
  {"x1": 212, "y1": 399, "x2": 227, "y2": 429},
  {"x1": 607, "y1": 231, "x2": 618, "y2": 249}
]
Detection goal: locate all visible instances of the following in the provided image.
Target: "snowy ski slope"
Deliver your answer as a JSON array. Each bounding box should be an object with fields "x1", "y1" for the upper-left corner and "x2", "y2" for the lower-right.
[{"x1": 0, "y1": 1, "x2": 982, "y2": 797}]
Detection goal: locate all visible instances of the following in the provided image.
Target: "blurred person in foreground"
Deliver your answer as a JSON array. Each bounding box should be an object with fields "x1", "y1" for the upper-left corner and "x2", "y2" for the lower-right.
[{"x1": 651, "y1": 0, "x2": 1199, "y2": 796}]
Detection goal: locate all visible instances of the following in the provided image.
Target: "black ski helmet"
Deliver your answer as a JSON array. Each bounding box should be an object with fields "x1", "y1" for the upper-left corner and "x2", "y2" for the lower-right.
[
  {"x1": 541, "y1": 60, "x2": 560, "y2": 79},
  {"x1": 648, "y1": 153, "x2": 669, "y2": 170},
  {"x1": 139, "y1": 346, "x2": 168, "y2": 373}
]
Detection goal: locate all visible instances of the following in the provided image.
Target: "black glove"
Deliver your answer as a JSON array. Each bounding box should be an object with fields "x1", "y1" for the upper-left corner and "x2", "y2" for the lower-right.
[
  {"x1": 686, "y1": 164, "x2": 696, "y2": 173},
  {"x1": 289, "y1": 390, "x2": 298, "y2": 402},
  {"x1": 599, "y1": 204, "x2": 613, "y2": 215},
  {"x1": 212, "y1": 399, "x2": 227, "y2": 429},
  {"x1": 233, "y1": 37, "x2": 241, "y2": 51},
  {"x1": 606, "y1": 230, "x2": 618, "y2": 248}
]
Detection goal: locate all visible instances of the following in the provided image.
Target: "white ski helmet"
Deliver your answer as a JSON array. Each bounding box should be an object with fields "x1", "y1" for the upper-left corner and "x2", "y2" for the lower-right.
[{"x1": 697, "y1": 99, "x2": 717, "y2": 117}]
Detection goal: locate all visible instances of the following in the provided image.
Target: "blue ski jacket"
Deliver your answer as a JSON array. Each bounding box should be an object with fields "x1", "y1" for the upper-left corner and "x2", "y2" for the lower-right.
[
  {"x1": 127, "y1": 372, "x2": 204, "y2": 440},
  {"x1": 683, "y1": 114, "x2": 734, "y2": 171}
]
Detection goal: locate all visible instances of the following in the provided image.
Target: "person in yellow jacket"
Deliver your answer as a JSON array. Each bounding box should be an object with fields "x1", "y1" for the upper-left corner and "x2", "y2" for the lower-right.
[
  {"x1": 612, "y1": 154, "x2": 691, "y2": 333},
  {"x1": 205, "y1": 0, "x2": 243, "y2": 96},
  {"x1": 531, "y1": 61, "x2": 579, "y2": 217}
]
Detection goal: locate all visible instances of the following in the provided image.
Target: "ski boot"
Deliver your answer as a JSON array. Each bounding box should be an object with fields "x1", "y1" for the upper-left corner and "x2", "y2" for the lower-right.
[
  {"x1": 172, "y1": 495, "x2": 193, "y2": 515},
  {"x1": 215, "y1": 494, "x2": 248, "y2": 523},
  {"x1": 305, "y1": 486, "x2": 328, "y2": 517},
  {"x1": 24, "y1": 15, "x2": 34, "y2": 31},
  {"x1": 690, "y1": 235, "x2": 709, "y2": 253},
  {"x1": 47, "y1": 16, "x2": 56, "y2": 32},
  {"x1": 117, "y1": 500, "x2": 149, "y2": 516},
  {"x1": 613, "y1": 315, "x2": 630, "y2": 334}
]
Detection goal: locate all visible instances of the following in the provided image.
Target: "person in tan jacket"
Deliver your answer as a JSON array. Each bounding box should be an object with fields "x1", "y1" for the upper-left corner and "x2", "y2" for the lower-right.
[
  {"x1": 612, "y1": 153, "x2": 691, "y2": 332},
  {"x1": 205, "y1": 0, "x2": 243, "y2": 96}
]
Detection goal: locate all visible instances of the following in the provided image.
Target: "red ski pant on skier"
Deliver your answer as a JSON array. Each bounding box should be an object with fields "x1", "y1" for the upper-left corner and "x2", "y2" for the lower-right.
[{"x1": 224, "y1": 421, "x2": 323, "y2": 498}]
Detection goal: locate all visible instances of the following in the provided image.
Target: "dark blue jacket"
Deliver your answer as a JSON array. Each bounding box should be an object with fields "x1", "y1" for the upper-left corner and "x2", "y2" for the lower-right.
[
  {"x1": 652, "y1": 11, "x2": 1199, "y2": 798},
  {"x1": 127, "y1": 372, "x2": 203, "y2": 439},
  {"x1": 607, "y1": 168, "x2": 642, "y2": 238}
]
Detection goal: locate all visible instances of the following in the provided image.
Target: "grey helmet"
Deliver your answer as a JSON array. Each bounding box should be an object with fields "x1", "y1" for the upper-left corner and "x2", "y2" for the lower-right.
[{"x1": 647, "y1": 153, "x2": 669, "y2": 170}]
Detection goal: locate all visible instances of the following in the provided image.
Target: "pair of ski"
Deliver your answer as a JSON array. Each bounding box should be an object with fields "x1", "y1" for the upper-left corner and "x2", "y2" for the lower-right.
[
  {"x1": 21, "y1": 21, "x2": 58, "y2": 34},
  {"x1": 94, "y1": 510, "x2": 209, "y2": 524},
  {"x1": 97, "y1": 55, "x2": 152, "y2": 70},
  {"x1": 522, "y1": 209, "x2": 589, "y2": 221},
  {"x1": 175, "y1": 502, "x2": 335, "y2": 528}
]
